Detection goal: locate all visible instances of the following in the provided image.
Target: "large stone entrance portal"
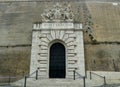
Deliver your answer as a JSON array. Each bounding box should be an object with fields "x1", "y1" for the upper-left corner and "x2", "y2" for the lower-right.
[{"x1": 30, "y1": 3, "x2": 85, "y2": 78}]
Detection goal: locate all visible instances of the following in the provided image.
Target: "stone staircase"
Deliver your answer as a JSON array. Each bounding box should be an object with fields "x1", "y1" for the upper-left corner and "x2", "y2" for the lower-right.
[
  {"x1": 10, "y1": 71, "x2": 120, "y2": 87},
  {"x1": 28, "y1": 79, "x2": 82, "y2": 87},
  {"x1": 12, "y1": 77, "x2": 106, "y2": 87}
]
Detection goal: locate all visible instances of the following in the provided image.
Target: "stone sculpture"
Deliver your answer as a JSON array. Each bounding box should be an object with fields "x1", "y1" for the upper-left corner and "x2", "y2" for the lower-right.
[{"x1": 41, "y1": 3, "x2": 74, "y2": 22}]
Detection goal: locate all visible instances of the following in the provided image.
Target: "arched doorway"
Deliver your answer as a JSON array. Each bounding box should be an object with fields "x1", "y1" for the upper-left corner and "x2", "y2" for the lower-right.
[{"x1": 49, "y1": 43, "x2": 66, "y2": 78}]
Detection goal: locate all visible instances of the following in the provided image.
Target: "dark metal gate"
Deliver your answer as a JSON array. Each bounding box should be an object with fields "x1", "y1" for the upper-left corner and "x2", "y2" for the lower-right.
[{"x1": 49, "y1": 43, "x2": 66, "y2": 78}]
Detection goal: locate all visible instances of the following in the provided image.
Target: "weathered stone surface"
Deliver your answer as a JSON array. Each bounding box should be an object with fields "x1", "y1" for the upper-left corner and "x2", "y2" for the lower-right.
[
  {"x1": 0, "y1": 46, "x2": 31, "y2": 76},
  {"x1": 0, "y1": 0, "x2": 120, "y2": 77},
  {"x1": 85, "y1": 44, "x2": 120, "y2": 71}
]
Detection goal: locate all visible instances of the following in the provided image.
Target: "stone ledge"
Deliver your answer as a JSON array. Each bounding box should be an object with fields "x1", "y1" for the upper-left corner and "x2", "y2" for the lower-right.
[{"x1": 87, "y1": 71, "x2": 120, "y2": 80}]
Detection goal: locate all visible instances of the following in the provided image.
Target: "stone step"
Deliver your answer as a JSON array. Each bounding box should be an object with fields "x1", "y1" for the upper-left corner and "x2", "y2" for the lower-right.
[
  {"x1": 12, "y1": 71, "x2": 120, "y2": 87},
  {"x1": 13, "y1": 78, "x2": 84, "y2": 87},
  {"x1": 12, "y1": 78, "x2": 120, "y2": 87},
  {"x1": 12, "y1": 78, "x2": 102, "y2": 87}
]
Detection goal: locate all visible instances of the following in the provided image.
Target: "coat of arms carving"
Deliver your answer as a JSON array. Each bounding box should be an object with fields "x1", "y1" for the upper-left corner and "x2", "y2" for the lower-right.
[{"x1": 41, "y1": 3, "x2": 74, "y2": 22}]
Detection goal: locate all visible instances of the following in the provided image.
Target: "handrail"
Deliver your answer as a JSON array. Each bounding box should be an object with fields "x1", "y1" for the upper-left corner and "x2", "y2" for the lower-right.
[
  {"x1": 73, "y1": 70, "x2": 86, "y2": 87},
  {"x1": 91, "y1": 72, "x2": 104, "y2": 78},
  {"x1": 90, "y1": 71, "x2": 106, "y2": 85},
  {"x1": 24, "y1": 70, "x2": 38, "y2": 87},
  {"x1": 27, "y1": 70, "x2": 37, "y2": 77},
  {"x1": 74, "y1": 71, "x2": 84, "y2": 78}
]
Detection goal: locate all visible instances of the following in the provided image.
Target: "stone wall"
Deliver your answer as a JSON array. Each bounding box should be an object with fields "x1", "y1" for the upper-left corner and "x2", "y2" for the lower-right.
[
  {"x1": 0, "y1": 46, "x2": 30, "y2": 76},
  {"x1": 87, "y1": 2, "x2": 120, "y2": 42},
  {"x1": 0, "y1": 1, "x2": 120, "y2": 76},
  {"x1": 85, "y1": 44, "x2": 120, "y2": 71}
]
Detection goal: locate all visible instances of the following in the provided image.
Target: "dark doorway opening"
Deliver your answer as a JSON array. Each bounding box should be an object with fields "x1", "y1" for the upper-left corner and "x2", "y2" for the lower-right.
[{"x1": 49, "y1": 43, "x2": 66, "y2": 78}]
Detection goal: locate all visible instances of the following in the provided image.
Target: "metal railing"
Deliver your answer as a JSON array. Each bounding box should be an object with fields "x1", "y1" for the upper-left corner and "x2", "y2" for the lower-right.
[
  {"x1": 24, "y1": 70, "x2": 38, "y2": 87},
  {"x1": 90, "y1": 71, "x2": 106, "y2": 85},
  {"x1": 73, "y1": 70, "x2": 86, "y2": 87}
]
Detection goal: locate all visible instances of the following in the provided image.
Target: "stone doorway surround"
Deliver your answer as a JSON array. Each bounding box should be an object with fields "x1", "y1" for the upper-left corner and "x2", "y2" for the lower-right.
[
  {"x1": 30, "y1": 22, "x2": 85, "y2": 78},
  {"x1": 30, "y1": 3, "x2": 85, "y2": 79}
]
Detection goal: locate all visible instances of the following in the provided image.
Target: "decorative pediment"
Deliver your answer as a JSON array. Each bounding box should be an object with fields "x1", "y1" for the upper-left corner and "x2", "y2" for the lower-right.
[{"x1": 41, "y1": 3, "x2": 74, "y2": 22}]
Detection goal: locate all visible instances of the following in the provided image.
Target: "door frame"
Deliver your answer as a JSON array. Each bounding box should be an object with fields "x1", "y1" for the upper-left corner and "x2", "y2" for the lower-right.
[{"x1": 48, "y1": 39, "x2": 67, "y2": 78}]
